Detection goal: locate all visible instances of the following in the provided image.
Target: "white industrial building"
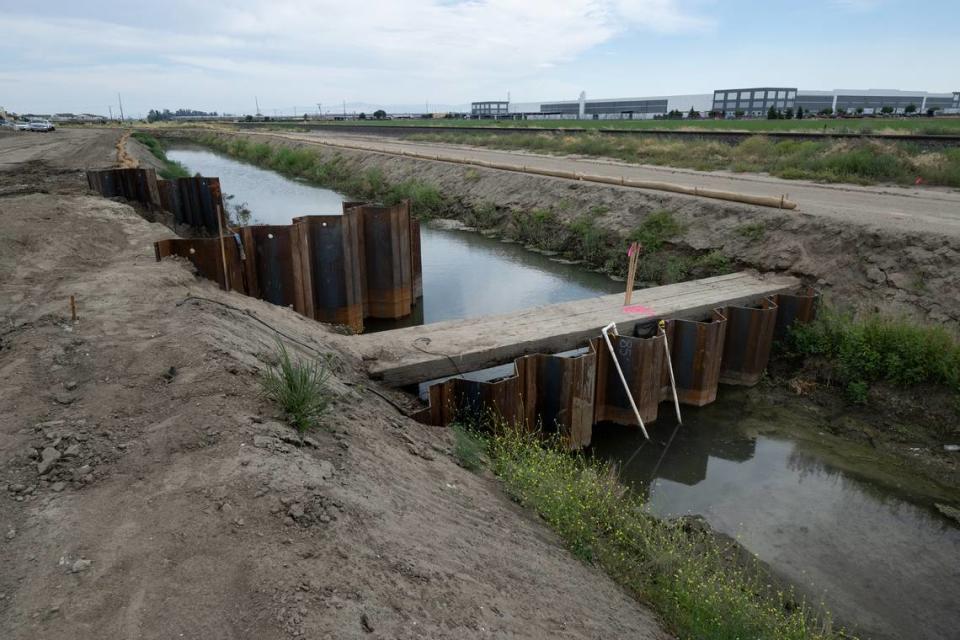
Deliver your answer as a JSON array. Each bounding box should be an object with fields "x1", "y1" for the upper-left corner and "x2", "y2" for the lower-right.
[{"x1": 471, "y1": 87, "x2": 959, "y2": 119}]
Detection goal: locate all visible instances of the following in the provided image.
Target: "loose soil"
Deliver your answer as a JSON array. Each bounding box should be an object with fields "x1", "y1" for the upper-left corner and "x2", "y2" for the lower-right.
[{"x1": 0, "y1": 129, "x2": 668, "y2": 639}]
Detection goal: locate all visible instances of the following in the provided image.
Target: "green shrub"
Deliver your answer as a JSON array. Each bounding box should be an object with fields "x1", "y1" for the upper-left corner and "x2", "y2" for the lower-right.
[
  {"x1": 132, "y1": 131, "x2": 191, "y2": 179},
  {"x1": 260, "y1": 342, "x2": 332, "y2": 432},
  {"x1": 737, "y1": 222, "x2": 766, "y2": 242},
  {"x1": 630, "y1": 210, "x2": 683, "y2": 251},
  {"x1": 788, "y1": 308, "x2": 960, "y2": 400}
]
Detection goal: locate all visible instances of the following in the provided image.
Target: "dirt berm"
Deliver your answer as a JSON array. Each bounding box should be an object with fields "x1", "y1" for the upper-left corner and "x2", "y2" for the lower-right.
[
  {"x1": 189, "y1": 129, "x2": 960, "y2": 328},
  {"x1": 0, "y1": 130, "x2": 668, "y2": 638}
]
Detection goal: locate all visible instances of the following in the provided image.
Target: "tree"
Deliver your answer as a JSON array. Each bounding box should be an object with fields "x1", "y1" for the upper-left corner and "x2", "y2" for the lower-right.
[
  {"x1": 856, "y1": 107, "x2": 864, "y2": 115},
  {"x1": 796, "y1": 106, "x2": 804, "y2": 119},
  {"x1": 880, "y1": 105, "x2": 894, "y2": 115},
  {"x1": 373, "y1": 109, "x2": 387, "y2": 119},
  {"x1": 784, "y1": 107, "x2": 794, "y2": 120},
  {"x1": 734, "y1": 109, "x2": 745, "y2": 118},
  {"x1": 905, "y1": 103, "x2": 917, "y2": 114},
  {"x1": 767, "y1": 106, "x2": 779, "y2": 120},
  {"x1": 358, "y1": 112, "x2": 367, "y2": 120},
  {"x1": 302, "y1": 113, "x2": 309, "y2": 120},
  {"x1": 818, "y1": 107, "x2": 833, "y2": 116},
  {"x1": 687, "y1": 107, "x2": 700, "y2": 119}
]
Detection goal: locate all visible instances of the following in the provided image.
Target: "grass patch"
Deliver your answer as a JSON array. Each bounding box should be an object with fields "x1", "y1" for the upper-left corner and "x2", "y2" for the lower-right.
[
  {"x1": 132, "y1": 131, "x2": 191, "y2": 179},
  {"x1": 737, "y1": 222, "x2": 766, "y2": 242},
  {"x1": 786, "y1": 308, "x2": 960, "y2": 404},
  {"x1": 487, "y1": 425, "x2": 839, "y2": 639},
  {"x1": 451, "y1": 423, "x2": 486, "y2": 471},
  {"x1": 406, "y1": 130, "x2": 960, "y2": 188},
  {"x1": 260, "y1": 342, "x2": 332, "y2": 432}
]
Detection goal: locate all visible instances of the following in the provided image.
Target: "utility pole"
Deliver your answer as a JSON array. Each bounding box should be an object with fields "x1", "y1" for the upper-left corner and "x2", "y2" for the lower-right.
[
  {"x1": 117, "y1": 93, "x2": 125, "y2": 122},
  {"x1": 317, "y1": 103, "x2": 322, "y2": 117},
  {"x1": 108, "y1": 105, "x2": 113, "y2": 121},
  {"x1": 342, "y1": 100, "x2": 346, "y2": 116},
  {"x1": 255, "y1": 96, "x2": 261, "y2": 116}
]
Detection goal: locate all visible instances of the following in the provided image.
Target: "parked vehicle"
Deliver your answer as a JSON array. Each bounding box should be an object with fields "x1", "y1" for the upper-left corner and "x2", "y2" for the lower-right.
[
  {"x1": 28, "y1": 120, "x2": 55, "y2": 132},
  {"x1": 0, "y1": 120, "x2": 15, "y2": 130},
  {"x1": 15, "y1": 121, "x2": 31, "y2": 131}
]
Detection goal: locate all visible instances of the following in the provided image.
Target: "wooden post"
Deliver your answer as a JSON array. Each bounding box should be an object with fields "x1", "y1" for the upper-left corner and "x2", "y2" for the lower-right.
[
  {"x1": 624, "y1": 242, "x2": 639, "y2": 306},
  {"x1": 69, "y1": 295, "x2": 77, "y2": 322},
  {"x1": 216, "y1": 204, "x2": 230, "y2": 291}
]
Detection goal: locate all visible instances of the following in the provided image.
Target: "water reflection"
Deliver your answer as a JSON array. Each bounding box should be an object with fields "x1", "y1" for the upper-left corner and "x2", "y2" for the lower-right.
[{"x1": 592, "y1": 389, "x2": 960, "y2": 640}]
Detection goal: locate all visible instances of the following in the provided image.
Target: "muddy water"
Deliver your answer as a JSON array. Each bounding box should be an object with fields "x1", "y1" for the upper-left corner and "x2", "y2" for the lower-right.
[
  {"x1": 167, "y1": 148, "x2": 621, "y2": 326},
  {"x1": 592, "y1": 389, "x2": 960, "y2": 640}
]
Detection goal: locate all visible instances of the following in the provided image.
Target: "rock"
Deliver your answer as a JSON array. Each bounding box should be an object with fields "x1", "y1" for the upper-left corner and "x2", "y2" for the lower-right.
[
  {"x1": 64, "y1": 381, "x2": 78, "y2": 391},
  {"x1": 361, "y1": 613, "x2": 374, "y2": 633},
  {"x1": 886, "y1": 272, "x2": 912, "y2": 290},
  {"x1": 253, "y1": 435, "x2": 275, "y2": 448},
  {"x1": 279, "y1": 433, "x2": 303, "y2": 447},
  {"x1": 53, "y1": 393, "x2": 75, "y2": 405},
  {"x1": 302, "y1": 437, "x2": 320, "y2": 449},
  {"x1": 162, "y1": 366, "x2": 177, "y2": 382},
  {"x1": 37, "y1": 447, "x2": 61, "y2": 475},
  {"x1": 70, "y1": 558, "x2": 92, "y2": 573},
  {"x1": 865, "y1": 266, "x2": 886, "y2": 284},
  {"x1": 51, "y1": 481, "x2": 67, "y2": 492},
  {"x1": 250, "y1": 415, "x2": 264, "y2": 424},
  {"x1": 944, "y1": 444, "x2": 960, "y2": 452},
  {"x1": 63, "y1": 444, "x2": 81, "y2": 458},
  {"x1": 5, "y1": 529, "x2": 15, "y2": 541},
  {"x1": 288, "y1": 503, "x2": 305, "y2": 520},
  {"x1": 8, "y1": 483, "x2": 26, "y2": 494},
  {"x1": 36, "y1": 420, "x2": 65, "y2": 429}
]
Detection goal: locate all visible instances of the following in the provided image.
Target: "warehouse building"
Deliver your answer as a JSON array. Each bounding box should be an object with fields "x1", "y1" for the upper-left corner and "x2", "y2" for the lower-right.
[
  {"x1": 470, "y1": 101, "x2": 510, "y2": 117},
  {"x1": 482, "y1": 86, "x2": 958, "y2": 120}
]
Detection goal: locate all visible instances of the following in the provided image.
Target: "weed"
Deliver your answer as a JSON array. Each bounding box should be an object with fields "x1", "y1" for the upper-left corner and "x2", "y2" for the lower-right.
[
  {"x1": 132, "y1": 131, "x2": 191, "y2": 179},
  {"x1": 629, "y1": 210, "x2": 683, "y2": 251},
  {"x1": 487, "y1": 425, "x2": 839, "y2": 639},
  {"x1": 737, "y1": 222, "x2": 766, "y2": 242},
  {"x1": 451, "y1": 423, "x2": 486, "y2": 471},
  {"x1": 260, "y1": 341, "x2": 332, "y2": 432},
  {"x1": 787, "y1": 307, "x2": 960, "y2": 402}
]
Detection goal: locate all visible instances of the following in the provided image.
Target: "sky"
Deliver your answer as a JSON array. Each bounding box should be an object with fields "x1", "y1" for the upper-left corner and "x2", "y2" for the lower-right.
[{"x1": 1, "y1": 0, "x2": 958, "y2": 117}]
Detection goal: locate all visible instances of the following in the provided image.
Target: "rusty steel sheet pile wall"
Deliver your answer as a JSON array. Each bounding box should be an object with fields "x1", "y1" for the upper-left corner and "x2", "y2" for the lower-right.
[
  {"x1": 240, "y1": 225, "x2": 298, "y2": 308},
  {"x1": 352, "y1": 202, "x2": 414, "y2": 319},
  {"x1": 153, "y1": 199, "x2": 423, "y2": 335},
  {"x1": 414, "y1": 289, "x2": 819, "y2": 449},
  {"x1": 87, "y1": 168, "x2": 161, "y2": 208},
  {"x1": 154, "y1": 237, "x2": 245, "y2": 293},
  {"x1": 718, "y1": 298, "x2": 779, "y2": 386},
  {"x1": 87, "y1": 169, "x2": 225, "y2": 236},
  {"x1": 666, "y1": 310, "x2": 728, "y2": 406},
  {"x1": 156, "y1": 177, "x2": 224, "y2": 235},
  {"x1": 591, "y1": 332, "x2": 666, "y2": 427},
  {"x1": 292, "y1": 213, "x2": 366, "y2": 333}
]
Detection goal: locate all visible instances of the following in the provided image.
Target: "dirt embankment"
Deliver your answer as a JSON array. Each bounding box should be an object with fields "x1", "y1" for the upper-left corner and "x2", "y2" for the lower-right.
[
  {"x1": 185, "y1": 130, "x2": 960, "y2": 328},
  {"x1": 0, "y1": 130, "x2": 668, "y2": 638}
]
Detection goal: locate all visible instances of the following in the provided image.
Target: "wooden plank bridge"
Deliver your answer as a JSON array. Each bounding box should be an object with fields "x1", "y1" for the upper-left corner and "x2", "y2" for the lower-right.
[{"x1": 353, "y1": 271, "x2": 800, "y2": 386}]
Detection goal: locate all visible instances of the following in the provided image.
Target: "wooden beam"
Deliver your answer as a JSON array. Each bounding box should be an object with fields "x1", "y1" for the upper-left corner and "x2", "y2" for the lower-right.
[{"x1": 353, "y1": 271, "x2": 800, "y2": 386}]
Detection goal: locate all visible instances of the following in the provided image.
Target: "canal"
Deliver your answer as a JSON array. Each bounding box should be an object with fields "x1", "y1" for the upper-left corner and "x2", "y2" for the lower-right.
[{"x1": 168, "y1": 146, "x2": 960, "y2": 640}]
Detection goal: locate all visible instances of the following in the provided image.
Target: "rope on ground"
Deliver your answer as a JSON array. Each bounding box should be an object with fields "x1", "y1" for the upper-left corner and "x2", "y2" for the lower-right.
[{"x1": 411, "y1": 336, "x2": 464, "y2": 377}]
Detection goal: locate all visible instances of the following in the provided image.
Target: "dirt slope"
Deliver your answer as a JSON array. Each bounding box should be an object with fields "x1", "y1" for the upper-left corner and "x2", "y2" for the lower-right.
[{"x1": 0, "y1": 131, "x2": 668, "y2": 638}]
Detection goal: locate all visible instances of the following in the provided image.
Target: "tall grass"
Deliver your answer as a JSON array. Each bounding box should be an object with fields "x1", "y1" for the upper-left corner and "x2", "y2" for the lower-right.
[
  {"x1": 260, "y1": 342, "x2": 332, "y2": 432},
  {"x1": 407, "y1": 131, "x2": 960, "y2": 187},
  {"x1": 786, "y1": 308, "x2": 960, "y2": 403},
  {"x1": 131, "y1": 131, "x2": 191, "y2": 179},
  {"x1": 488, "y1": 425, "x2": 839, "y2": 640}
]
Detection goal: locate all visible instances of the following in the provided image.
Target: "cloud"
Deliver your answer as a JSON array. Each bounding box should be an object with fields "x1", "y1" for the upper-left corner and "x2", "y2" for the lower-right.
[{"x1": 0, "y1": 0, "x2": 712, "y2": 112}]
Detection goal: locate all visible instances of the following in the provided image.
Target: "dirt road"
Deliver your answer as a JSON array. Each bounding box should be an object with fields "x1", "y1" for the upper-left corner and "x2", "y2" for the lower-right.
[
  {"x1": 284, "y1": 131, "x2": 960, "y2": 238},
  {"x1": 0, "y1": 129, "x2": 669, "y2": 638}
]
